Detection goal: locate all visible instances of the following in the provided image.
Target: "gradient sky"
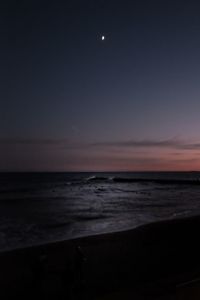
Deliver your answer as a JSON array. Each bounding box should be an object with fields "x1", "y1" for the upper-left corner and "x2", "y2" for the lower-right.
[{"x1": 1, "y1": 0, "x2": 200, "y2": 171}]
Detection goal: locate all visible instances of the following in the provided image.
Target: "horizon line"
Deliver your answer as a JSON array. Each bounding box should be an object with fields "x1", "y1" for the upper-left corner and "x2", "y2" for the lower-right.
[{"x1": 0, "y1": 170, "x2": 199, "y2": 173}]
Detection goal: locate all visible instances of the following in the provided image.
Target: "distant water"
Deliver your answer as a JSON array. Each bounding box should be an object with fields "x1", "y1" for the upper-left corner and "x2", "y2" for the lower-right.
[{"x1": 0, "y1": 172, "x2": 200, "y2": 252}]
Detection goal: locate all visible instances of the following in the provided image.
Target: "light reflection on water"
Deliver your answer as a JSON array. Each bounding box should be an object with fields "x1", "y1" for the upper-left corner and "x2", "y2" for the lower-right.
[{"x1": 0, "y1": 172, "x2": 200, "y2": 251}]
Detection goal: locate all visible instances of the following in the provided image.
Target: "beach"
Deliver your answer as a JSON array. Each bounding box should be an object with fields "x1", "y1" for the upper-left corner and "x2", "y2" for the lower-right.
[
  {"x1": 0, "y1": 215, "x2": 200, "y2": 299},
  {"x1": 2, "y1": 0, "x2": 200, "y2": 298}
]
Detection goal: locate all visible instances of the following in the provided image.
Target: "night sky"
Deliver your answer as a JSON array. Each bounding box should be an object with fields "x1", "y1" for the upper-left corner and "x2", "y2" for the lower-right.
[{"x1": 1, "y1": 0, "x2": 200, "y2": 171}]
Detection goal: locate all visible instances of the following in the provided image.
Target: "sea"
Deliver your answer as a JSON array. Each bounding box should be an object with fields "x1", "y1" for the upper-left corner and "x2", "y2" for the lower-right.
[{"x1": 0, "y1": 172, "x2": 200, "y2": 252}]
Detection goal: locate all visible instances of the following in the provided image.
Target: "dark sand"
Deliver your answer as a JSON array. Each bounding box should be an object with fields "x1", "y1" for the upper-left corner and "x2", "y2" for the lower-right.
[{"x1": 0, "y1": 215, "x2": 200, "y2": 299}]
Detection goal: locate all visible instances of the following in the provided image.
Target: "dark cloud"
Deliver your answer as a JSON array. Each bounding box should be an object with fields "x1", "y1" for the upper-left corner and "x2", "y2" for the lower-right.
[
  {"x1": 1, "y1": 137, "x2": 200, "y2": 152},
  {"x1": 0, "y1": 138, "x2": 70, "y2": 146},
  {"x1": 0, "y1": 137, "x2": 200, "y2": 172},
  {"x1": 91, "y1": 138, "x2": 200, "y2": 150},
  {"x1": 180, "y1": 143, "x2": 200, "y2": 150}
]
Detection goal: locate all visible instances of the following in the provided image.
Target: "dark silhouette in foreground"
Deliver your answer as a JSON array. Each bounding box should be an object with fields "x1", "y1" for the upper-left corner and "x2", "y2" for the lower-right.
[{"x1": 0, "y1": 215, "x2": 200, "y2": 299}]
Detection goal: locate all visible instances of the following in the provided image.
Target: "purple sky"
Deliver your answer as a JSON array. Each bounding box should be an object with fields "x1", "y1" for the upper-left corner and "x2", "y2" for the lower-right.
[{"x1": 1, "y1": 0, "x2": 200, "y2": 171}]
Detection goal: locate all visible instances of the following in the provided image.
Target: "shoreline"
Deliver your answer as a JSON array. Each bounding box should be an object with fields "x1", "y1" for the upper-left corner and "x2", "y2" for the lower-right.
[
  {"x1": 1, "y1": 213, "x2": 199, "y2": 255},
  {"x1": 1, "y1": 215, "x2": 200, "y2": 299}
]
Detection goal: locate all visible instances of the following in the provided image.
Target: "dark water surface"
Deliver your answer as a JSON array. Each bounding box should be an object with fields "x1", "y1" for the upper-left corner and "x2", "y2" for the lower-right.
[{"x1": 0, "y1": 172, "x2": 200, "y2": 251}]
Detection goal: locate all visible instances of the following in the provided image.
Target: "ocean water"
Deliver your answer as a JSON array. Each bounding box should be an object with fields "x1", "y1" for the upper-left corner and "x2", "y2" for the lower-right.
[{"x1": 0, "y1": 172, "x2": 200, "y2": 252}]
